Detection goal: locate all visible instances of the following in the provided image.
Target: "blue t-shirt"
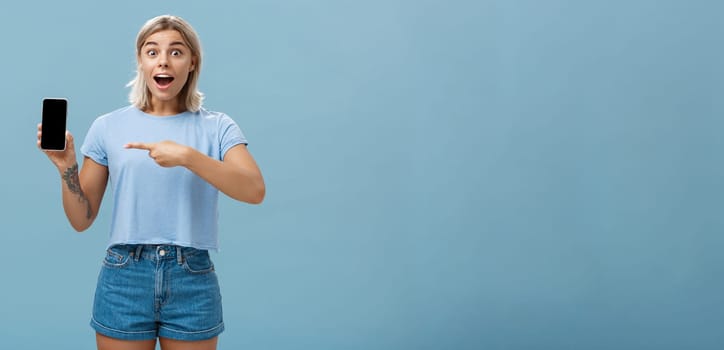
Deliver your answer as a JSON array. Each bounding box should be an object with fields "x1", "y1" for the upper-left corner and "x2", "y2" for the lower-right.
[{"x1": 80, "y1": 105, "x2": 247, "y2": 251}]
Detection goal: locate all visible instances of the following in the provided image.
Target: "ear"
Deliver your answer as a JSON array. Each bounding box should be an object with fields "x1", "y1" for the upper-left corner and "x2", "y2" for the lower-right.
[{"x1": 190, "y1": 57, "x2": 196, "y2": 72}]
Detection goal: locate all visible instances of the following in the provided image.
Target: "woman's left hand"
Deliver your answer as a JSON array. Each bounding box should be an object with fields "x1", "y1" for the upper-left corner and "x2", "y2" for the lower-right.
[{"x1": 124, "y1": 140, "x2": 191, "y2": 168}]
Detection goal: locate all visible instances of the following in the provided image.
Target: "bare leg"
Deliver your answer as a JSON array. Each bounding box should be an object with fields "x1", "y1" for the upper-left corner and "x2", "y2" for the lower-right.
[
  {"x1": 96, "y1": 333, "x2": 157, "y2": 350},
  {"x1": 159, "y1": 336, "x2": 218, "y2": 350}
]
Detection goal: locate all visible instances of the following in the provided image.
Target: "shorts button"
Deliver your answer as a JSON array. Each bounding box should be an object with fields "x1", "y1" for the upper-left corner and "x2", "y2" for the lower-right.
[{"x1": 159, "y1": 249, "x2": 166, "y2": 257}]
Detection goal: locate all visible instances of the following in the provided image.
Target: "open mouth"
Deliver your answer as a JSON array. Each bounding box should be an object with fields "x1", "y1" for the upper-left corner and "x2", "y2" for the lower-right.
[{"x1": 153, "y1": 74, "x2": 175, "y2": 87}]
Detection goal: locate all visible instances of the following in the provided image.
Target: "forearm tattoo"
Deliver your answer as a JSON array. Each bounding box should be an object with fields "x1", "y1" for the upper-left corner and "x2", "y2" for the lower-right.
[{"x1": 62, "y1": 163, "x2": 92, "y2": 219}]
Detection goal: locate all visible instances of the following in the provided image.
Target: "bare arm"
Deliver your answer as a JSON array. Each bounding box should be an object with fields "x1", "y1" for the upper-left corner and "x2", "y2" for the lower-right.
[
  {"x1": 125, "y1": 141, "x2": 265, "y2": 204},
  {"x1": 60, "y1": 157, "x2": 108, "y2": 231},
  {"x1": 185, "y1": 144, "x2": 265, "y2": 203},
  {"x1": 38, "y1": 125, "x2": 109, "y2": 231}
]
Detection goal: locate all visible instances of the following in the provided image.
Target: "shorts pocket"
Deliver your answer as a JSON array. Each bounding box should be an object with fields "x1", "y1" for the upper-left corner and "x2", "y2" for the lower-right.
[
  {"x1": 182, "y1": 251, "x2": 214, "y2": 274},
  {"x1": 102, "y1": 247, "x2": 131, "y2": 268}
]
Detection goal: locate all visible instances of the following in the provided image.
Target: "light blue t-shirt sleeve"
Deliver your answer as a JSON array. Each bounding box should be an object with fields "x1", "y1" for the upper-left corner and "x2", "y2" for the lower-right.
[
  {"x1": 80, "y1": 116, "x2": 108, "y2": 166},
  {"x1": 219, "y1": 114, "x2": 248, "y2": 159}
]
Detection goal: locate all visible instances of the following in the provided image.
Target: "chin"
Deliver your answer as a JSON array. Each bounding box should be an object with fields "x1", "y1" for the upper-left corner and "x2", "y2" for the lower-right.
[{"x1": 148, "y1": 89, "x2": 179, "y2": 100}]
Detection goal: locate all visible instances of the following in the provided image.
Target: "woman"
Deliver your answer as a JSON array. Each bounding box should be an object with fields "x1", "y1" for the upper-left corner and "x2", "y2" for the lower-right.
[{"x1": 37, "y1": 15, "x2": 265, "y2": 350}]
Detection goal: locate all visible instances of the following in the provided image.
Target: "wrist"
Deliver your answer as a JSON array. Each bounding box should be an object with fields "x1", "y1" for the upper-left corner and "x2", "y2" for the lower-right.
[
  {"x1": 58, "y1": 162, "x2": 78, "y2": 176},
  {"x1": 182, "y1": 145, "x2": 197, "y2": 168}
]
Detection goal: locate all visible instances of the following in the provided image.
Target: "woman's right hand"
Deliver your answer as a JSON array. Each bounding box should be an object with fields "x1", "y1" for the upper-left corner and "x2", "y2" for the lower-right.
[{"x1": 37, "y1": 123, "x2": 77, "y2": 172}]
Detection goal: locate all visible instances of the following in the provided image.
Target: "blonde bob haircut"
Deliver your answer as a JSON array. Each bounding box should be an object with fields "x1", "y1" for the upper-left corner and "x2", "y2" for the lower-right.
[{"x1": 127, "y1": 15, "x2": 204, "y2": 112}]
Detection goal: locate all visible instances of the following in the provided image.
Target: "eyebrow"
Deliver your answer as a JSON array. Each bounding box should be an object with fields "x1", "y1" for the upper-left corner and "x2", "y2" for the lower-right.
[{"x1": 143, "y1": 41, "x2": 187, "y2": 48}]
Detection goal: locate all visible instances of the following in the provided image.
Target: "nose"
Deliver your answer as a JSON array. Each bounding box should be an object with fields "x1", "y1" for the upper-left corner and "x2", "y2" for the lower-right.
[{"x1": 158, "y1": 55, "x2": 169, "y2": 68}]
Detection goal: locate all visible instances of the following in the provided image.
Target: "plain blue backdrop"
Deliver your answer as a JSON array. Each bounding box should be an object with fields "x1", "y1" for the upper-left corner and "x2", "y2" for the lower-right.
[{"x1": 2, "y1": 0, "x2": 722, "y2": 349}]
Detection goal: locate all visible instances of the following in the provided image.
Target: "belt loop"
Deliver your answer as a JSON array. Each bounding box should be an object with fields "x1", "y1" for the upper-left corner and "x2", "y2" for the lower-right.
[
  {"x1": 176, "y1": 246, "x2": 183, "y2": 265},
  {"x1": 134, "y1": 245, "x2": 143, "y2": 261}
]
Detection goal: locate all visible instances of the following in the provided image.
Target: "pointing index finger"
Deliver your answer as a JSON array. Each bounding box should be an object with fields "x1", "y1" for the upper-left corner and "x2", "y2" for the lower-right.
[{"x1": 124, "y1": 142, "x2": 153, "y2": 150}]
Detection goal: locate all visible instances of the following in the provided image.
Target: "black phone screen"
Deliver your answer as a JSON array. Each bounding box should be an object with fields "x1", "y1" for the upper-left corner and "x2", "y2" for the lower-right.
[{"x1": 41, "y1": 98, "x2": 67, "y2": 150}]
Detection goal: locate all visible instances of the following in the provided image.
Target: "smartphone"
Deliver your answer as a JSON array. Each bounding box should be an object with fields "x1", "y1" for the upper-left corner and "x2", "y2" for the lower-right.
[{"x1": 41, "y1": 98, "x2": 68, "y2": 151}]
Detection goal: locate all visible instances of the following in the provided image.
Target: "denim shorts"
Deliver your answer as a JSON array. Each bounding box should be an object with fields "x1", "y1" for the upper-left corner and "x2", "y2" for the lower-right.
[{"x1": 90, "y1": 244, "x2": 224, "y2": 341}]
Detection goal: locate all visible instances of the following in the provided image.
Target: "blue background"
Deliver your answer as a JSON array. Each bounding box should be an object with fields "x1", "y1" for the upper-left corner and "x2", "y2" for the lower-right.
[{"x1": 2, "y1": 0, "x2": 722, "y2": 349}]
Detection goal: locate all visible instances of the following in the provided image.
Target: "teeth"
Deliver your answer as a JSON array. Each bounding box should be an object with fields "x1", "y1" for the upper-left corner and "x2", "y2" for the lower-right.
[{"x1": 155, "y1": 74, "x2": 172, "y2": 78}]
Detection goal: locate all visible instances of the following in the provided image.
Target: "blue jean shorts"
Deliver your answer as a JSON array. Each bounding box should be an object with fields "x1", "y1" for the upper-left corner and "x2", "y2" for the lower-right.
[{"x1": 90, "y1": 244, "x2": 224, "y2": 341}]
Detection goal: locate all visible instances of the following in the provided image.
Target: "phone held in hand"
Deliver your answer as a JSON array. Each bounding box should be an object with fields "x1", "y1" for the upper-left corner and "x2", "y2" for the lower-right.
[{"x1": 41, "y1": 98, "x2": 68, "y2": 151}]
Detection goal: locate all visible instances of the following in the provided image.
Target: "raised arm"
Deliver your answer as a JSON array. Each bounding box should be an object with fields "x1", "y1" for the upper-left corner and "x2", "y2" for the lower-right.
[
  {"x1": 125, "y1": 141, "x2": 265, "y2": 204},
  {"x1": 60, "y1": 156, "x2": 108, "y2": 231},
  {"x1": 38, "y1": 125, "x2": 109, "y2": 231},
  {"x1": 187, "y1": 144, "x2": 265, "y2": 204}
]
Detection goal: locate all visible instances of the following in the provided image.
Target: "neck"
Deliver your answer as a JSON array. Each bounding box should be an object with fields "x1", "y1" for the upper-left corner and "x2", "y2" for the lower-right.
[{"x1": 145, "y1": 98, "x2": 184, "y2": 116}]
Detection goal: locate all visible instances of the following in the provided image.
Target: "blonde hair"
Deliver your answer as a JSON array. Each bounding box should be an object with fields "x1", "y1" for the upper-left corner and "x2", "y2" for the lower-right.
[{"x1": 127, "y1": 15, "x2": 204, "y2": 112}]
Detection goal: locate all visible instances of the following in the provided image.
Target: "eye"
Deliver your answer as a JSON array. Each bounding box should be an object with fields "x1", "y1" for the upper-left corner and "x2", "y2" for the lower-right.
[
  {"x1": 171, "y1": 50, "x2": 182, "y2": 56},
  {"x1": 147, "y1": 49, "x2": 157, "y2": 56}
]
